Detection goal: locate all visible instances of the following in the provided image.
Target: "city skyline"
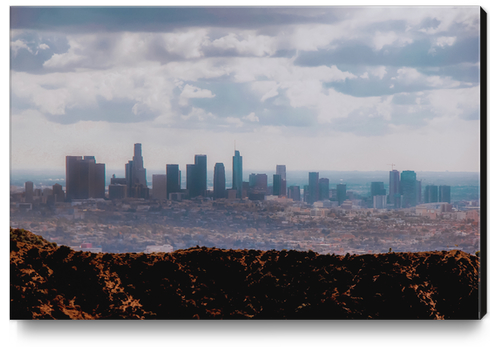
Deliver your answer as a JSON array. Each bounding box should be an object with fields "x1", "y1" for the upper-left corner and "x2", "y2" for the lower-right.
[{"x1": 10, "y1": 7, "x2": 481, "y2": 172}]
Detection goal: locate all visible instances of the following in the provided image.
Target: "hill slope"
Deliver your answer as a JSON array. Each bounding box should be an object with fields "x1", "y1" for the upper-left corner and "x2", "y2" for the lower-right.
[{"x1": 10, "y1": 228, "x2": 480, "y2": 319}]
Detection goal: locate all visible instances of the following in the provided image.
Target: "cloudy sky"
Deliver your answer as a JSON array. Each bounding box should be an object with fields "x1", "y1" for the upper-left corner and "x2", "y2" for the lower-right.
[{"x1": 10, "y1": 6, "x2": 481, "y2": 174}]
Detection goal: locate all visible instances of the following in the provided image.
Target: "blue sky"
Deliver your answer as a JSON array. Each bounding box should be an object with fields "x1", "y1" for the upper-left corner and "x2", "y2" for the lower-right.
[{"x1": 10, "y1": 6, "x2": 481, "y2": 173}]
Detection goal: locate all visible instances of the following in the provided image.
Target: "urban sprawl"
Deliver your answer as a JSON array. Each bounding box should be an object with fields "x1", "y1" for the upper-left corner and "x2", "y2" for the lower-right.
[{"x1": 10, "y1": 144, "x2": 480, "y2": 255}]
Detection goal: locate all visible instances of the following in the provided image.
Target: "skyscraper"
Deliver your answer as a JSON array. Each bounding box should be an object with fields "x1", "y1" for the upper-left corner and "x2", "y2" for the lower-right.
[
  {"x1": 125, "y1": 143, "x2": 148, "y2": 198},
  {"x1": 273, "y1": 174, "x2": 282, "y2": 196},
  {"x1": 276, "y1": 165, "x2": 286, "y2": 196},
  {"x1": 213, "y1": 163, "x2": 226, "y2": 199},
  {"x1": 400, "y1": 170, "x2": 417, "y2": 208},
  {"x1": 337, "y1": 184, "x2": 347, "y2": 205},
  {"x1": 371, "y1": 182, "x2": 386, "y2": 197},
  {"x1": 288, "y1": 186, "x2": 301, "y2": 201},
  {"x1": 152, "y1": 174, "x2": 167, "y2": 201},
  {"x1": 232, "y1": 150, "x2": 243, "y2": 198},
  {"x1": 439, "y1": 185, "x2": 451, "y2": 203},
  {"x1": 389, "y1": 170, "x2": 400, "y2": 205},
  {"x1": 186, "y1": 164, "x2": 197, "y2": 197},
  {"x1": 308, "y1": 172, "x2": 319, "y2": 204},
  {"x1": 424, "y1": 185, "x2": 439, "y2": 203},
  {"x1": 166, "y1": 164, "x2": 180, "y2": 198},
  {"x1": 66, "y1": 156, "x2": 105, "y2": 200},
  {"x1": 319, "y1": 178, "x2": 330, "y2": 201},
  {"x1": 24, "y1": 181, "x2": 33, "y2": 203},
  {"x1": 194, "y1": 154, "x2": 207, "y2": 197},
  {"x1": 52, "y1": 183, "x2": 64, "y2": 203}
]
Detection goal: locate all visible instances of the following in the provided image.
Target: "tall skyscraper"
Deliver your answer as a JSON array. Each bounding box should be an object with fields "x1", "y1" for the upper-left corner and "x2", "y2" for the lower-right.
[
  {"x1": 319, "y1": 178, "x2": 330, "y2": 201},
  {"x1": 276, "y1": 165, "x2": 286, "y2": 196},
  {"x1": 337, "y1": 183, "x2": 347, "y2": 205},
  {"x1": 232, "y1": 150, "x2": 243, "y2": 198},
  {"x1": 389, "y1": 170, "x2": 400, "y2": 205},
  {"x1": 125, "y1": 143, "x2": 148, "y2": 198},
  {"x1": 24, "y1": 181, "x2": 33, "y2": 203},
  {"x1": 194, "y1": 155, "x2": 207, "y2": 197},
  {"x1": 400, "y1": 170, "x2": 417, "y2": 208},
  {"x1": 308, "y1": 172, "x2": 319, "y2": 204},
  {"x1": 439, "y1": 185, "x2": 451, "y2": 203},
  {"x1": 273, "y1": 174, "x2": 282, "y2": 196},
  {"x1": 424, "y1": 185, "x2": 439, "y2": 203},
  {"x1": 213, "y1": 163, "x2": 226, "y2": 199},
  {"x1": 186, "y1": 164, "x2": 197, "y2": 197},
  {"x1": 166, "y1": 164, "x2": 180, "y2": 198},
  {"x1": 66, "y1": 156, "x2": 105, "y2": 200}
]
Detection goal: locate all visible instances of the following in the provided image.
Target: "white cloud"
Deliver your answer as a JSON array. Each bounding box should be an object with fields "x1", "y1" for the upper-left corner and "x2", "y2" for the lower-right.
[
  {"x1": 11, "y1": 39, "x2": 32, "y2": 56},
  {"x1": 179, "y1": 84, "x2": 215, "y2": 106},
  {"x1": 243, "y1": 112, "x2": 259, "y2": 122},
  {"x1": 211, "y1": 32, "x2": 276, "y2": 56}
]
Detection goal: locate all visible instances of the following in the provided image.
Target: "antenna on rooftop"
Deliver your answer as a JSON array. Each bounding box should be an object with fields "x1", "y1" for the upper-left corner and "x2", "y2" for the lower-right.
[
  {"x1": 234, "y1": 140, "x2": 236, "y2": 152},
  {"x1": 387, "y1": 163, "x2": 396, "y2": 170}
]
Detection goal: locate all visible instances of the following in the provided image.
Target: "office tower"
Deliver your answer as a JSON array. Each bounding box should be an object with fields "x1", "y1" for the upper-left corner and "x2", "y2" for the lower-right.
[
  {"x1": 337, "y1": 184, "x2": 347, "y2": 205},
  {"x1": 52, "y1": 183, "x2": 64, "y2": 203},
  {"x1": 424, "y1": 185, "x2": 439, "y2": 203},
  {"x1": 371, "y1": 182, "x2": 386, "y2": 197},
  {"x1": 273, "y1": 174, "x2": 282, "y2": 196},
  {"x1": 308, "y1": 172, "x2": 319, "y2": 204},
  {"x1": 439, "y1": 185, "x2": 451, "y2": 203},
  {"x1": 66, "y1": 156, "x2": 105, "y2": 200},
  {"x1": 213, "y1": 163, "x2": 226, "y2": 199},
  {"x1": 416, "y1": 180, "x2": 422, "y2": 205},
  {"x1": 319, "y1": 178, "x2": 330, "y2": 201},
  {"x1": 186, "y1": 164, "x2": 197, "y2": 197},
  {"x1": 125, "y1": 143, "x2": 147, "y2": 198},
  {"x1": 232, "y1": 150, "x2": 243, "y2": 198},
  {"x1": 166, "y1": 164, "x2": 180, "y2": 198},
  {"x1": 389, "y1": 170, "x2": 400, "y2": 205},
  {"x1": 109, "y1": 184, "x2": 127, "y2": 199},
  {"x1": 400, "y1": 170, "x2": 417, "y2": 208},
  {"x1": 288, "y1": 186, "x2": 301, "y2": 201},
  {"x1": 249, "y1": 173, "x2": 267, "y2": 192},
  {"x1": 152, "y1": 174, "x2": 167, "y2": 200},
  {"x1": 276, "y1": 165, "x2": 287, "y2": 196},
  {"x1": 303, "y1": 185, "x2": 309, "y2": 203},
  {"x1": 25, "y1": 181, "x2": 33, "y2": 203},
  {"x1": 194, "y1": 155, "x2": 207, "y2": 197}
]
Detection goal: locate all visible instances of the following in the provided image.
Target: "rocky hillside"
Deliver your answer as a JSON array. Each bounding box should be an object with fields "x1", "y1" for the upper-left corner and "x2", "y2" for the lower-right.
[{"x1": 10, "y1": 228, "x2": 480, "y2": 319}]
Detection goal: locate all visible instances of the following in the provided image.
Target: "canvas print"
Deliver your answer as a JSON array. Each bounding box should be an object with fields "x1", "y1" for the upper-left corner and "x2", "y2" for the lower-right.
[{"x1": 10, "y1": 6, "x2": 484, "y2": 319}]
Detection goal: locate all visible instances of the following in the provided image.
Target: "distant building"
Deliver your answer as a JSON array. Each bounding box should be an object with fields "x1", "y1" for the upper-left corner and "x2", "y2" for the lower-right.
[
  {"x1": 373, "y1": 195, "x2": 387, "y2": 209},
  {"x1": 52, "y1": 183, "x2": 65, "y2": 203},
  {"x1": 439, "y1": 185, "x2": 451, "y2": 203},
  {"x1": 166, "y1": 164, "x2": 180, "y2": 198},
  {"x1": 276, "y1": 165, "x2": 287, "y2": 196},
  {"x1": 66, "y1": 156, "x2": 105, "y2": 200},
  {"x1": 125, "y1": 143, "x2": 148, "y2": 198},
  {"x1": 109, "y1": 184, "x2": 127, "y2": 199},
  {"x1": 389, "y1": 170, "x2": 400, "y2": 206},
  {"x1": 424, "y1": 185, "x2": 439, "y2": 203},
  {"x1": 371, "y1": 182, "x2": 386, "y2": 197},
  {"x1": 337, "y1": 184, "x2": 347, "y2": 205},
  {"x1": 319, "y1": 178, "x2": 329, "y2": 201},
  {"x1": 186, "y1": 164, "x2": 197, "y2": 198},
  {"x1": 188, "y1": 154, "x2": 207, "y2": 198},
  {"x1": 416, "y1": 180, "x2": 422, "y2": 205},
  {"x1": 242, "y1": 181, "x2": 249, "y2": 198},
  {"x1": 249, "y1": 173, "x2": 267, "y2": 192},
  {"x1": 308, "y1": 172, "x2": 319, "y2": 204},
  {"x1": 400, "y1": 170, "x2": 417, "y2": 208},
  {"x1": 152, "y1": 174, "x2": 167, "y2": 200},
  {"x1": 288, "y1": 186, "x2": 301, "y2": 201},
  {"x1": 24, "y1": 181, "x2": 33, "y2": 203},
  {"x1": 227, "y1": 189, "x2": 237, "y2": 200},
  {"x1": 273, "y1": 174, "x2": 282, "y2": 196},
  {"x1": 232, "y1": 150, "x2": 243, "y2": 198},
  {"x1": 213, "y1": 163, "x2": 226, "y2": 199}
]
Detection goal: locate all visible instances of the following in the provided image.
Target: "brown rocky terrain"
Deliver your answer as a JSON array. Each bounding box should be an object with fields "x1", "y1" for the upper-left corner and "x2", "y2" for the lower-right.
[{"x1": 10, "y1": 228, "x2": 480, "y2": 319}]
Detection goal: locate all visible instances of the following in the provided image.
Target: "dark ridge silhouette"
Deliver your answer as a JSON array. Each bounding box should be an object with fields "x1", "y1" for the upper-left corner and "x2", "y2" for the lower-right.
[{"x1": 10, "y1": 228, "x2": 480, "y2": 319}]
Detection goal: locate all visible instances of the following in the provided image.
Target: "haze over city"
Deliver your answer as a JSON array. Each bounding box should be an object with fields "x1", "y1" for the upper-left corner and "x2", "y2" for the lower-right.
[{"x1": 10, "y1": 6, "x2": 480, "y2": 173}]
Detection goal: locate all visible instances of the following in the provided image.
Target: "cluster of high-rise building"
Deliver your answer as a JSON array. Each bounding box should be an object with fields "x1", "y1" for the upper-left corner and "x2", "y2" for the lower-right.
[{"x1": 20, "y1": 144, "x2": 451, "y2": 210}]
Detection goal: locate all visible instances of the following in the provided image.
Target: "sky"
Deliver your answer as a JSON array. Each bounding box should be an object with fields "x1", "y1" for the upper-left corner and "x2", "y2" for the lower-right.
[{"x1": 9, "y1": 6, "x2": 482, "y2": 173}]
